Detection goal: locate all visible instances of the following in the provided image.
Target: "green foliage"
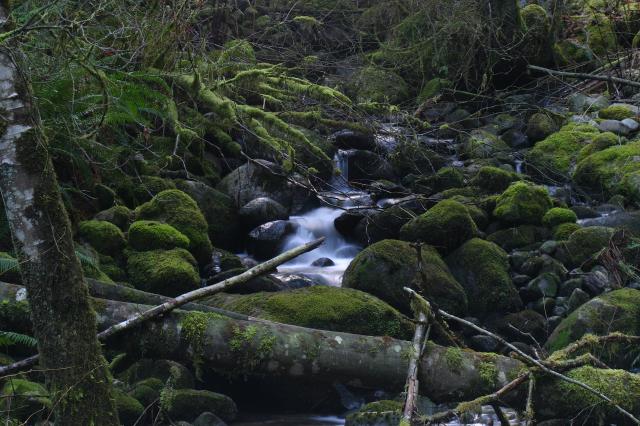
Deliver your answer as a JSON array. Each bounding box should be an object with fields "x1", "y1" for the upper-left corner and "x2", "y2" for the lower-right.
[{"x1": 0, "y1": 330, "x2": 37, "y2": 348}]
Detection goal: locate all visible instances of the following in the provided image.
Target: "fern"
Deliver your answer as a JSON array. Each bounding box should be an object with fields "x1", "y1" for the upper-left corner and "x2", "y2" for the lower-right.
[
  {"x1": 0, "y1": 331, "x2": 37, "y2": 348},
  {"x1": 0, "y1": 250, "x2": 98, "y2": 275}
]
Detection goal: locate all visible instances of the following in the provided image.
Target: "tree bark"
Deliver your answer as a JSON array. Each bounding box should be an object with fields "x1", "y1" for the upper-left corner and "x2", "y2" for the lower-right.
[{"x1": 0, "y1": 5, "x2": 118, "y2": 424}]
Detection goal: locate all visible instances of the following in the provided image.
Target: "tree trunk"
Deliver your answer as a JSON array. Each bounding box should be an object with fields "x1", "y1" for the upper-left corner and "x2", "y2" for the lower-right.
[{"x1": 0, "y1": 5, "x2": 118, "y2": 424}]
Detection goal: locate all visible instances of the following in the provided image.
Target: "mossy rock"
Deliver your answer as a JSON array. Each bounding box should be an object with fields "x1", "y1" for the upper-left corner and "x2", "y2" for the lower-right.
[
  {"x1": 461, "y1": 130, "x2": 509, "y2": 159},
  {"x1": 421, "y1": 167, "x2": 465, "y2": 192},
  {"x1": 164, "y1": 389, "x2": 237, "y2": 422},
  {"x1": 598, "y1": 105, "x2": 635, "y2": 120},
  {"x1": 94, "y1": 205, "x2": 134, "y2": 231},
  {"x1": 135, "y1": 189, "x2": 213, "y2": 264},
  {"x1": 553, "y1": 39, "x2": 593, "y2": 68},
  {"x1": 1, "y1": 379, "x2": 51, "y2": 422},
  {"x1": 585, "y1": 14, "x2": 618, "y2": 55},
  {"x1": 78, "y1": 220, "x2": 126, "y2": 256},
  {"x1": 535, "y1": 366, "x2": 640, "y2": 423},
  {"x1": 342, "y1": 239, "x2": 468, "y2": 316},
  {"x1": 115, "y1": 390, "x2": 145, "y2": 426},
  {"x1": 129, "y1": 378, "x2": 164, "y2": 407},
  {"x1": 417, "y1": 78, "x2": 452, "y2": 103},
  {"x1": 356, "y1": 205, "x2": 414, "y2": 244},
  {"x1": 133, "y1": 176, "x2": 177, "y2": 204},
  {"x1": 526, "y1": 112, "x2": 558, "y2": 142},
  {"x1": 99, "y1": 254, "x2": 127, "y2": 282},
  {"x1": 389, "y1": 142, "x2": 446, "y2": 176},
  {"x1": 399, "y1": 199, "x2": 478, "y2": 253},
  {"x1": 526, "y1": 123, "x2": 599, "y2": 178},
  {"x1": 520, "y1": 4, "x2": 553, "y2": 65},
  {"x1": 126, "y1": 249, "x2": 200, "y2": 297},
  {"x1": 493, "y1": 182, "x2": 552, "y2": 225},
  {"x1": 214, "y1": 286, "x2": 413, "y2": 339},
  {"x1": 576, "y1": 131, "x2": 620, "y2": 161},
  {"x1": 470, "y1": 166, "x2": 520, "y2": 193},
  {"x1": 546, "y1": 288, "x2": 640, "y2": 353},
  {"x1": 542, "y1": 207, "x2": 578, "y2": 228},
  {"x1": 345, "y1": 66, "x2": 409, "y2": 104},
  {"x1": 553, "y1": 222, "x2": 581, "y2": 240},
  {"x1": 562, "y1": 226, "x2": 614, "y2": 268},
  {"x1": 345, "y1": 400, "x2": 402, "y2": 426},
  {"x1": 573, "y1": 141, "x2": 640, "y2": 203},
  {"x1": 119, "y1": 359, "x2": 195, "y2": 389},
  {"x1": 128, "y1": 220, "x2": 190, "y2": 251},
  {"x1": 487, "y1": 225, "x2": 548, "y2": 251},
  {"x1": 446, "y1": 238, "x2": 522, "y2": 316}
]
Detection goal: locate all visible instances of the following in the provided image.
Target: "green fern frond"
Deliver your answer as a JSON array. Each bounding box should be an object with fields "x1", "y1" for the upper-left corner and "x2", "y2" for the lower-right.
[
  {"x1": 0, "y1": 331, "x2": 37, "y2": 348},
  {"x1": 0, "y1": 257, "x2": 18, "y2": 275}
]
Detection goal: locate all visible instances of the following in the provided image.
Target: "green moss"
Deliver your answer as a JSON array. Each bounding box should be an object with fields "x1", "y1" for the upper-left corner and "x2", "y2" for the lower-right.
[
  {"x1": 562, "y1": 226, "x2": 614, "y2": 268},
  {"x1": 126, "y1": 248, "x2": 199, "y2": 296},
  {"x1": 135, "y1": 190, "x2": 212, "y2": 264},
  {"x1": 526, "y1": 124, "x2": 599, "y2": 178},
  {"x1": 78, "y1": 220, "x2": 126, "y2": 255},
  {"x1": 423, "y1": 167, "x2": 465, "y2": 192},
  {"x1": 542, "y1": 207, "x2": 578, "y2": 228},
  {"x1": 181, "y1": 311, "x2": 223, "y2": 355},
  {"x1": 128, "y1": 220, "x2": 190, "y2": 251},
  {"x1": 493, "y1": 182, "x2": 552, "y2": 225},
  {"x1": 389, "y1": 141, "x2": 445, "y2": 176},
  {"x1": 477, "y1": 361, "x2": 498, "y2": 388},
  {"x1": 447, "y1": 238, "x2": 522, "y2": 316},
  {"x1": 345, "y1": 400, "x2": 402, "y2": 426},
  {"x1": 444, "y1": 346, "x2": 465, "y2": 372},
  {"x1": 345, "y1": 66, "x2": 409, "y2": 104},
  {"x1": 95, "y1": 205, "x2": 133, "y2": 231},
  {"x1": 526, "y1": 112, "x2": 557, "y2": 142},
  {"x1": 553, "y1": 39, "x2": 593, "y2": 67},
  {"x1": 417, "y1": 78, "x2": 452, "y2": 103},
  {"x1": 585, "y1": 14, "x2": 618, "y2": 55},
  {"x1": 553, "y1": 222, "x2": 580, "y2": 240},
  {"x1": 577, "y1": 131, "x2": 620, "y2": 161},
  {"x1": 598, "y1": 105, "x2": 635, "y2": 120},
  {"x1": 399, "y1": 199, "x2": 478, "y2": 253},
  {"x1": 1, "y1": 379, "x2": 51, "y2": 422},
  {"x1": 573, "y1": 141, "x2": 640, "y2": 203},
  {"x1": 470, "y1": 166, "x2": 519, "y2": 193},
  {"x1": 461, "y1": 130, "x2": 509, "y2": 159},
  {"x1": 215, "y1": 286, "x2": 413, "y2": 339},
  {"x1": 115, "y1": 390, "x2": 144, "y2": 425},
  {"x1": 343, "y1": 239, "x2": 467, "y2": 316},
  {"x1": 520, "y1": 4, "x2": 552, "y2": 64}
]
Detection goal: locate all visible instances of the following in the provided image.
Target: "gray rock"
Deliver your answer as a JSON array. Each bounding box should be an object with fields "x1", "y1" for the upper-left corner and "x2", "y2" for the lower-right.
[
  {"x1": 194, "y1": 412, "x2": 227, "y2": 426},
  {"x1": 469, "y1": 335, "x2": 498, "y2": 352},
  {"x1": 559, "y1": 277, "x2": 584, "y2": 297},
  {"x1": 512, "y1": 274, "x2": 532, "y2": 287},
  {"x1": 583, "y1": 265, "x2": 611, "y2": 295},
  {"x1": 527, "y1": 273, "x2": 560, "y2": 298},
  {"x1": 539, "y1": 240, "x2": 559, "y2": 255},
  {"x1": 567, "y1": 288, "x2": 590, "y2": 313},
  {"x1": 273, "y1": 273, "x2": 323, "y2": 289},
  {"x1": 331, "y1": 129, "x2": 376, "y2": 151},
  {"x1": 580, "y1": 210, "x2": 640, "y2": 235},
  {"x1": 533, "y1": 297, "x2": 556, "y2": 315},
  {"x1": 621, "y1": 118, "x2": 640, "y2": 132},
  {"x1": 238, "y1": 197, "x2": 288, "y2": 229},
  {"x1": 546, "y1": 315, "x2": 563, "y2": 332},
  {"x1": 311, "y1": 257, "x2": 335, "y2": 267},
  {"x1": 248, "y1": 220, "x2": 296, "y2": 259},
  {"x1": 552, "y1": 305, "x2": 567, "y2": 317},
  {"x1": 598, "y1": 119, "x2": 633, "y2": 136},
  {"x1": 348, "y1": 150, "x2": 394, "y2": 181},
  {"x1": 569, "y1": 93, "x2": 609, "y2": 113}
]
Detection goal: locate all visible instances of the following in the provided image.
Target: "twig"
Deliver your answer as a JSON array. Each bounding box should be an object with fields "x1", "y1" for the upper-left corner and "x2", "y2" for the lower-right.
[
  {"x1": 528, "y1": 64, "x2": 640, "y2": 89},
  {"x1": 0, "y1": 238, "x2": 325, "y2": 376}
]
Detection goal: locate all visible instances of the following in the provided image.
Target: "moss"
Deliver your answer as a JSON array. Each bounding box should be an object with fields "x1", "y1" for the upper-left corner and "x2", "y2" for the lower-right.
[
  {"x1": 444, "y1": 346, "x2": 465, "y2": 372},
  {"x1": 128, "y1": 220, "x2": 190, "y2": 251},
  {"x1": 577, "y1": 131, "x2": 620, "y2": 161},
  {"x1": 345, "y1": 66, "x2": 409, "y2": 104},
  {"x1": 520, "y1": 4, "x2": 552, "y2": 64},
  {"x1": 477, "y1": 361, "x2": 498, "y2": 388},
  {"x1": 526, "y1": 112, "x2": 557, "y2": 142},
  {"x1": 215, "y1": 286, "x2": 413, "y2": 339},
  {"x1": 598, "y1": 105, "x2": 635, "y2": 120},
  {"x1": 78, "y1": 220, "x2": 126, "y2": 255},
  {"x1": 470, "y1": 166, "x2": 520, "y2": 193},
  {"x1": 94, "y1": 205, "x2": 133, "y2": 231},
  {"x1": 118, "y1": 359, "x2": 194, "y2": 390},
  {"x1": 417, "y1": 78, "x2": 452, "y2": 103},
  {"x1": 126, "y1": 248, "x2": 199, "y2": 296},
  {"x1": 114, "y1": 390, "x2": 144, "y2": 426},
  {"x1": 1, "y1": 379, "x2": 51, "y2": 422},
  {"x1": 389, "y1": 141, "x2": 445, "y2": 176},
  {"x1": 585, "y1": 14, "x2": 618, "y2": 55},
  {"x1": 461, "y1": 129, "x2": 509, "y2": 159},
  {"x1": 98, "y1": 254, "x2": 127, "y2": 282},
  {"x1": 423, "y1": 167, "x2": 465, "y2": 192},
  {"x1": 553, "y1": 39, "x2": 593, "y2": 67},
  {"x1": 553, "y1": 222, "x2": 580, "y2": 240},
  {"x1": 562, "y1": 226, "x2": 614, "y2": 268},
  {"x1": 493, "y1": 182, "x2": 552, "y2": 225},
  {"x1": 399, "y1": 199, "x2": 478, "y2": 253},
  {"x1": 135, "y1": 190, "x2": 212, "y2": 264},
  {"x1": 446, "y1": 238, "x2": 522, "y2": 316},
  {"x1": 526, "y1": 124, "x2": 599, "y2": 178},
  {"x1": 0, "y1": 300, "x2": 31, "y2": 334},
  {"x1": 542, "y1": 207, "x2": 578, "y2": 228},
  {"x1": 181, "y1": 311, "x2": 223, "y2": 355},
  {"x1": 345, "y1": 400, "x2": 402, "y2": 426},
  {"x1": 164, "y1": 389, "x2": 237, "y2": 422},
  {"x1": 573, "y1": 141, "x2": 640, "y2": 203}
]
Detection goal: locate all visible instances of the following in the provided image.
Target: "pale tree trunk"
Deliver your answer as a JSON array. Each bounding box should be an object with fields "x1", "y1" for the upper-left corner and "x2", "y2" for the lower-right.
[{"x1": 0, "y1": 5, "x2": 119, "y2": 425}]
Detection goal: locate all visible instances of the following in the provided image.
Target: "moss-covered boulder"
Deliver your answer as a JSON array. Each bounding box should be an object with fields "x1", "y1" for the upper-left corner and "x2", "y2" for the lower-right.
[
  {"x1": 461, "y1": 130, "x2": 509, "y2": 159},
  {"x1": 164, "y1": 389, "x2": 237, "y2": 423},
  {"x1": 212, "y1": 286, "x2": 414, "y2": 339},
  {"x1": 576, "y1": 131, "x2": 619, "y2": 162},
  {"x1": 470, "y1": 166, "x2": 519, "y2": 193},
  {"x1": 389, "y1": 142, "x2": 446, "y2": 176},
  {"x1": 94, "y1": 205, "x2": 134, "y2": 231},
  {"x1": 534, "y1": 366, "x2": 640, "y2": 423},
  {"x1": 526, "y1": 112, "x2": 558, "y2": 142},
  {"x1": 128, "y1": 378, "x2": 163, "y2": 407},
  {"x1": 135, "y1": 189, "x2": 212, "y2": 264},
  {"x1": 78, "y1": 220, "x2": 126, "y2": 255},
  {"x1": 446, "y1": 238, "x2": 522, "y2": 316},
  {"x1": 127, "y1": 249, "x2": 200, "y2": 296},
  {"x1": 526, "y1": 123, "x2": 599, "y2": 178},
  {"x1": 399, "y1": 199, "x2": 477, "y2": 253},
  {"x1": 1, "y1": 379, "x2": 51, "y2": 422},
  {"x1": 342, "y1": 240, "x2": 467, "y2": 316},
  {"x1": 175, "y1": 180, "x2": 241, "y2": 250},
  {"x1": 493, "y1": 182, "x2": 552, "y2": 225},
  {"x1": 119, "y1": 359, "x2": 195, "y2": 389},
  {"x1": 561, "y1": 226, "x2": 614, "y2": 268},
  {"x1": 344, "y1": 66, "x2": 409, "y2": 104},
  {"x1": 573, "y1": 141, "x2": 640, "y2": 203},
  {"x1": 115, "y1": 390, "x2": 144, "y2": 426},
  {"x1": 598, "y1": 104, "x2": 636, "y2": 120},
  {"x1": 542, "y1": 207, "x2": 577, "y2": 228},
  {"x1": 128, "y1": 220, "x2": 190, "y2": 251},
  {"x1": 545, "y1": 288, "x2": 640, "y2": 353},
  {"x1": 421, "y1": 167, "x2": 465, "y2": 192},
  {"x1": 520, "y1": 4, "x2": 553, "y2": 65},
  {"x1": 553, "y1": 222, "x2": 580, "y2": 240}
]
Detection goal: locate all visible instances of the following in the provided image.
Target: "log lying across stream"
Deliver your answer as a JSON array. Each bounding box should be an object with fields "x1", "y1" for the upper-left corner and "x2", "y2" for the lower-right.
[{"x1": 0, "y1": 281, "x2": 524, "y2": 405}]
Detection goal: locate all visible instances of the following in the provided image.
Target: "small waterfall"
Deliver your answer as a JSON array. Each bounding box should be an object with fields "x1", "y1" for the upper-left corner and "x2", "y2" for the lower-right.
[
  {"x1": 329, "y1": 149, "x2": 356, "y2": 192},
  {"x1": 515, "y1": 160, "x2": 523, "y2": 174}
]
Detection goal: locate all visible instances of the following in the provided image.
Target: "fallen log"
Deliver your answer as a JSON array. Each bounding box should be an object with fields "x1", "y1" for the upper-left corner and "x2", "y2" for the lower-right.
[
  {"x1": 0, "y1": 282, "x2": 525, "y2": 405},
  {"x1": 528, "y1": 64, "x2": 640, "y2": 89}
]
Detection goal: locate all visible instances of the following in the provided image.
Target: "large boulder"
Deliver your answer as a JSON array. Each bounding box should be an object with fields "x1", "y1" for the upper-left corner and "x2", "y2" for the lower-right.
[
  {"x1": 487, "y1": 225, "x2": 550, "y2": 251},
  {"x1": 78, "y1": 220, "x2": 126, "y2": 256},
  {"x1": 135, "y1": 189, "x2": 212, "y2": 265},
  {"x1": 216, "y1": 160, "x2": 311, "y2": 213},
  {"x1": 211, "y1": 286, "x2": 413, "y2": 339},
  {"x1": 493, "y1": 182, "x2": 552, "y2": 225},
  {"x1": 247, "y1": 220, "x2": 296, "y2": 259},
  {"x1": 399, "y1": 199, "x2": 477, "y2": 253},
  {"x1": 546, "y1": 289, "x2": 640, "y2": 360},
  {"x1": 342, "y1": 240, "x2": 468, "y2": 316},
  {"x1": 94, "y1": 205, "x2": 134, "y2": 231},
  {"x1": 127, "y1": 220, "x2": 190, "y2": 251},
  {"x1": 126, "y1": 248, "x2": 200, "y2": 297},
  {"x1": 460, "y1": 129, "x2": 509, "y2": 159},
  {"x1": 347, "y1": 150, "x2": 394, "y2": 182},
  {"x1": 470, "y1": 166, "x2": 520, "y2": 193},
  {"x1": 560, "y1": 226, "x2": 614, "y2": 268},
  {"x1": 118, "y1": 359, "x2": 195, "y2": 389},
  {"x1": 354, "y1": 205, "x2": 414, "y2": 245},
  {"x1": 344, "y1": 66, "x2": 409, "y2": 104},
  {"x1": 446, "y1": 238, "x2": 522, "y2": 316},
  {"x1": 238, "y1": 197, "x2": 288, "y2": 229},
  {"x1": 526, "y1": 112, "x2": 558, "y2": 142},
  {"x1": 175, "y1": 180, "x2": 241, "y2": 250}
]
